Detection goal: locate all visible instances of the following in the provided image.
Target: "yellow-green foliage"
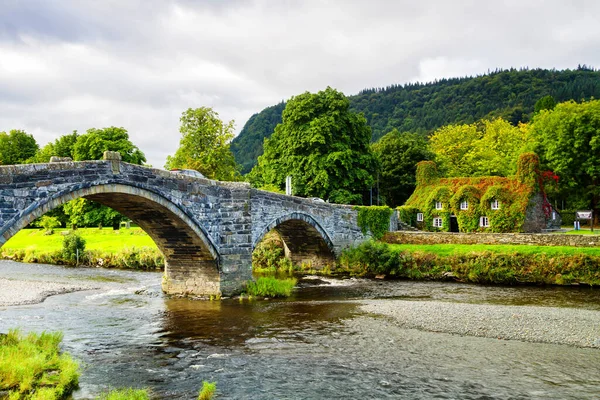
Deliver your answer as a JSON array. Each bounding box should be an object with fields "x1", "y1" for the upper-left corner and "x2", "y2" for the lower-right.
[
  {"x1": 397, "y1": 206, "x2": 419, "y2": 226},
  {"x1": 354, "y1": 206, "x2": 393, "y2": 240},
  {"x1": 252, "y1": 231, "x2": 293, "y2": 275},
  {"x1": 404, "y1": 153, "x2": 540, "y2": 232},
  {"x1": 95, "y1": 388, "x2": 150, "y2": 400},
  {"x1": 245, "y1": 277, "x2": 297, "y2": 298},
  {"x1": 198, "y1": 381, "x2": 217, "y2": 400},
  {"x1": 0, "y1": 329, "x2": 80, "y2": 399}
]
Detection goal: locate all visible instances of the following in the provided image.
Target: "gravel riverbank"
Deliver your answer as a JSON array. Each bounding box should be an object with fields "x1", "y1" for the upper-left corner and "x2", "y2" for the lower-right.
[
  {"x1": 0, "y1": 278, "x2": 97, "y2": 306},
  {"x1": 359, "y1": 299, "x2": 600, "y2": 348}
]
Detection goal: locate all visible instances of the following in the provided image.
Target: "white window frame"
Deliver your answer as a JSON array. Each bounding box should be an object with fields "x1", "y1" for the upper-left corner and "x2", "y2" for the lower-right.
[
  {"x1": 416, "y1": 213, "x2": 424, "y2": 222},
  {"x1": 460, "y1": 200, "x2": 468, "y2": 210},
  {"x1": 490, "y1": 199, "x2": 499, "y2": 210},
  {"x1": 552, "y1": 211, "x2": 556, "y2": 220},
  {"x1": 433, "y1": 217, "x2": 443, "y2": 228},
  {"x1": 435, "y1": 201, "x2": 443, "y2": 210},
  {"x1": 480, "y1": 216, "x2": 490, "y2": 227}
]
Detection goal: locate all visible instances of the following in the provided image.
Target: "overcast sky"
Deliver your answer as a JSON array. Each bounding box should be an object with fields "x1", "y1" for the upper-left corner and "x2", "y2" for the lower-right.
[{"x1": 1, "y1": 1, "x2": 599, "y2": 168}]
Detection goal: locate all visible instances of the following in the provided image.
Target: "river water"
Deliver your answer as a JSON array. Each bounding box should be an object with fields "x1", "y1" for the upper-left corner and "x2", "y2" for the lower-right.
[{"x1": 1, "y1": 260, "x2": 599, "y2": 399}]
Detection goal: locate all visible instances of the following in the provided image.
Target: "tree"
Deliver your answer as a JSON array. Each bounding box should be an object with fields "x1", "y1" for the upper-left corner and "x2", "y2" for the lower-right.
[
  {"x1": 372, "y1": 130, "x2": 433, "y2": 207},
  {"x1": 73, "y1": 127, "x2": 146, "y2": 164},
  {"x1": 165, "y1": 107, "x2": 239, "y2": 181},
  {"x1": 429, "y1": 118, "x2": 533, "y2": 177},
  {"x1": 35, "y1": 131, "x2": 79, "y2": 163},
  {"x1": 0, "y1": 129, "x2": 39, "y2": 165},
  {"x1": 248, "y1": 87, "x2": 377, "y2": 204},
  {"x1": 531, "y1": 99, "x2": 600, "y2": 216},
  {"x1": 534, "y1": 95, "x2": 557, "y2": 113}
]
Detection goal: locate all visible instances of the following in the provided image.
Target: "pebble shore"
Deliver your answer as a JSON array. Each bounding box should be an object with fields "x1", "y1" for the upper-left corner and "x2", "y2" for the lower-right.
[
  {"x1": 359, "y1": 299, "x2": 600, "y2": 348},
  {"x1": 0, "y1": 278, "x2": 96, "y2": 306}
]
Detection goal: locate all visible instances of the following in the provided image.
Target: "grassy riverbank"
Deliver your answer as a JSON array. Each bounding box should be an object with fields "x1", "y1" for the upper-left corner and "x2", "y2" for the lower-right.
[
  {"x1": 1, "y1": 228, "x2": 163, "y2": 270},
  {"x1": 339, "y1": 240, "x2": 600, "y2": 286},
  {"x1": 0, "y1": 329, "x2": 80, "y2": 399}
]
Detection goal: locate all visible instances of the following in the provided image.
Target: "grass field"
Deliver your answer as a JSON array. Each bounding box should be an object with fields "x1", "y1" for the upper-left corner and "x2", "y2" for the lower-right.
[
  {"x1": 2, "y1": 227, "x2": 158, "y2": 252},
  {"x1": 388, "y1": 243, "x2": 600, "y2": 257}
]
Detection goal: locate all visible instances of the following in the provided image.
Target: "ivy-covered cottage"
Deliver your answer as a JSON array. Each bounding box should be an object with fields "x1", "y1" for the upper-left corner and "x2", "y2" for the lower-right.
[{"x1": 398, "y1": 153, "x2": 561, "y2": 233}]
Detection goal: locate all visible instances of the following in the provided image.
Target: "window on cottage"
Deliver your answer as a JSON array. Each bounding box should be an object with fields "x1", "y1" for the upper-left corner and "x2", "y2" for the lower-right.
[
  {"x1": 552, "y1": 211, "x2": 556, "y2": 220},
  {"x1": 433, "y1": 217, "x2": 443, "y2": 228},
  {"x1": 480, "y1": 216, "x2": 490, "y2": 227},
  {"x1": 460, "y1": 200, "x2": 468, "y2": 210},
  {"x1": 416, "y1": 213, "x2": 424, "y2": 222},
  {"x1": 435, "y1": 201, "x2": 443, "y2": 210},
  {"x1": 490, "y1": 199, "x2": 499, "y2": 210}
]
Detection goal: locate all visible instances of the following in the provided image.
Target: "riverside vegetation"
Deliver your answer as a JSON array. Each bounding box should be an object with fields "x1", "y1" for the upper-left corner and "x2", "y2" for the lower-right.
[
  {"x1": 0, "y1": 329, "x2": 217, "y2": 400},
  {"x1": 1, "y1": 228, "x2": 164, "y2": 270}
]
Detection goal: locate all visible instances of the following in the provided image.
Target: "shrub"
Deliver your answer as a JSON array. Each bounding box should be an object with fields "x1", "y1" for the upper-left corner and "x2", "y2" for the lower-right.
[
  {"x1": 62, "y1": 232, "x2": 86, "y2": 265},
  {"x1": 354, "y1": 206, "x2": 393, "y2": 240},
  {"x1": 245, "y1": 277, "x2": 297, "y2": 297},
  {"x1": 198, "y1": 381, "x2": 217, "y2": 400},
  {"x1": 39, "y1": 215, "x2": 61, "y2": 234}
]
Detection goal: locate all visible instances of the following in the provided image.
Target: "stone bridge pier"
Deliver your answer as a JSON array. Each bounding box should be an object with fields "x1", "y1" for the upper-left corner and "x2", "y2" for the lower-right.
[{"x1": 0, "y1": 158, "x2": 369, "y2": 297}]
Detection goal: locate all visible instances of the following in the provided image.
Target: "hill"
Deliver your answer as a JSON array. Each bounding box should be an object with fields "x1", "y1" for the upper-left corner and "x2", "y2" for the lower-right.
[{"x1": 231, "y1": 66, "x2": 600, "y2": 174}]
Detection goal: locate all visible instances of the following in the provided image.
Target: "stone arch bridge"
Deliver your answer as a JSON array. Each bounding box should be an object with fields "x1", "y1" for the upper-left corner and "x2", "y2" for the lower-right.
[{"x1": 0, "y1": 157, "x2": 374, "y2": 296}]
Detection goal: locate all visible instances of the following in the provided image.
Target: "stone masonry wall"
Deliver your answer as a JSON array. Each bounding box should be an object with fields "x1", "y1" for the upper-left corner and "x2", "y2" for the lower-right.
[{"x1": 383, "y1": 231, "x2": 600, "y2": 247}]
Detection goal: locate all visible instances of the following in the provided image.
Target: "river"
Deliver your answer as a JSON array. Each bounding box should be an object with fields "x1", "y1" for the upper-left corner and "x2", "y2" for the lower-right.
[{"x1": 0, "y1": 260, "x2": 599, "y2": 399}]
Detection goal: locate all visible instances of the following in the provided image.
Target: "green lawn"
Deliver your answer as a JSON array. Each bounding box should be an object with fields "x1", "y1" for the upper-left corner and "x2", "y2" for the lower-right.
[
  {"x1": 3, "y1": 227, "x2": 158, "y2": 252},
  {"x1": 562, "y1": 228, "x2": 600, "y2": 235},
  {"x1": 388, "y1": 243, "x2": 600, "y2": 257}
]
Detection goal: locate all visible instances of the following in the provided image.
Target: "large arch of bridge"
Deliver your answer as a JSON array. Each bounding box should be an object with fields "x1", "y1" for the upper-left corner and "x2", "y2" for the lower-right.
[{"x1": 1, "y1": 183, "x2": 219, "y2": 272}]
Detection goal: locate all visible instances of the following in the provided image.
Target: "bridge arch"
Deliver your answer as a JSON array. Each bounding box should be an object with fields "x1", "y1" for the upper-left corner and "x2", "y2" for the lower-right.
[
  {"x1": 1, "y1": 183, "x2": 221, "y2": 296},
  {"x1": 253, "y1": 212, "x2": 336, "y2": 268}
]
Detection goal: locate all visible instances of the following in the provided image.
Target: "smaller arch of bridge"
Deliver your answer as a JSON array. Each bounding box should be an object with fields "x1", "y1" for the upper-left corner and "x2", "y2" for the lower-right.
[
  {"x1": 253, "y1": 212, "x2": 337, "y2": 268},
  {"x1": 253, "y1": 212, "x2": 335, "y2": 252}
]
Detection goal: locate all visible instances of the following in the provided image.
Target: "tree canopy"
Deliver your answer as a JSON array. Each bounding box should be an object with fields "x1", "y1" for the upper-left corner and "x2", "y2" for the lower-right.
[
  {"x1": 531, "y1": 99, "x2": 600, "y2": 214},
  {"x1": 73, "y1": 127, "x2": 146, "y2": 164},
  {"x1": 0, "y1": 129, "x2": 39, "y2": 165},
  {"x1": 248, "y1": 87, "x2": 377, "y2": 204},
  {"x1": 429, "y1": 118, "x2": 533, "y2": 177},
  {"x1": 231, "y1": 67, "x2": 600, "y2": 173},
  {"x1": 35, "y1": 131, "x2": 79, "y2": 163},
  {"x1": 165, "y1": 107, "x2": 239, "y2": 181},
  {"x1": 372, "y1": 130, "x2": 433, "y2": 207}
]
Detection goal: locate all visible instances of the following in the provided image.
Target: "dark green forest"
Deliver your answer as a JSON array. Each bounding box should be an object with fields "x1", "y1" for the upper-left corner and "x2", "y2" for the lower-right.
[{"x1": 231, "y1": 66, "x2": 600, "y2": 174}]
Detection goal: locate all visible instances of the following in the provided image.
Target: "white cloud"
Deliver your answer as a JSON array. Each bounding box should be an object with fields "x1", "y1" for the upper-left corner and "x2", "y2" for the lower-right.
[{"x1": 1, "y1": 0, "x2": 599, "y2": 168}]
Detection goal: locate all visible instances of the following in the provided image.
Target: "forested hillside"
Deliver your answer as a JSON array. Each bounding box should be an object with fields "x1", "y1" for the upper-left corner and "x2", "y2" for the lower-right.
[{"x1": 231, "y1": 66, "x2": 600, "y2": 174}]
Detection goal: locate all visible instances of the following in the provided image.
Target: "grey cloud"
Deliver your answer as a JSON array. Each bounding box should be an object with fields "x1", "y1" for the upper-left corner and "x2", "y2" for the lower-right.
[{"x1": 1, "y1": 0, "x2": 600, "y2": 168}]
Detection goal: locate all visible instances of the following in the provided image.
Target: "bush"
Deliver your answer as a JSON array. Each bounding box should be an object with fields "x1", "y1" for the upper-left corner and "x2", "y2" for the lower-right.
[
  {"x1": 198, "y1": 381, "x2": 217, "y2": 400},
  {"x1": 245, "y1": 277, "x2": 297, "y2": 297},
  {"x1": 62, "y1": 232, "x2": 86, "y2": 265},
  {"x1": 39, "y1": 215, "x2": 61, "y2": 234}
]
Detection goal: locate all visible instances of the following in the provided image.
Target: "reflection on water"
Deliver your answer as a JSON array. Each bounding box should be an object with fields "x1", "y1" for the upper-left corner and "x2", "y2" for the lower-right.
[{"x1": 0, "y1": 261, "x2": 599, "y2": 399}]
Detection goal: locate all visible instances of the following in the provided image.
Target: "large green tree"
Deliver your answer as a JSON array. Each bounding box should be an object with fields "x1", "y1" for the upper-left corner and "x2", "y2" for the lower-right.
[
  {"x1": 73, "y1": 127, "x2": 146, "y2": 164},
  {"x1": 35, "y1": 131, "x2": 79, "y2": 163},
  {"x1": 372, "y1": 130, "x2": 433, "y2": 207},
  {"x1": 165, "y1": 107, "x2": 239, "y2": 181},
  {"x1": 0, "y1": 129, "x2": 39, "y2": 165},
  {"x1": 429, "y1": 118, "x2": 533, "y2": 177},
  {"x1": 531, "y1": 99, "x2": 600, "y2": 215},
  {"x1": 248, "y1": 87, "x2": 377, "y2": 204}
]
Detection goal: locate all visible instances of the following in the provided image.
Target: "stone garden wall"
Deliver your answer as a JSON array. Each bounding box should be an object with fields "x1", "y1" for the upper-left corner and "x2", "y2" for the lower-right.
[{"x1": 383, "y1": 231, "x2": 600, "y2": 247}]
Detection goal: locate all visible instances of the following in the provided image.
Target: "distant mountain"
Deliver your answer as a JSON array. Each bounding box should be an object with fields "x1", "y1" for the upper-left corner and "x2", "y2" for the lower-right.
[{"x1": 231, "y1": 66, "x2": 600, "y2": 174}]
